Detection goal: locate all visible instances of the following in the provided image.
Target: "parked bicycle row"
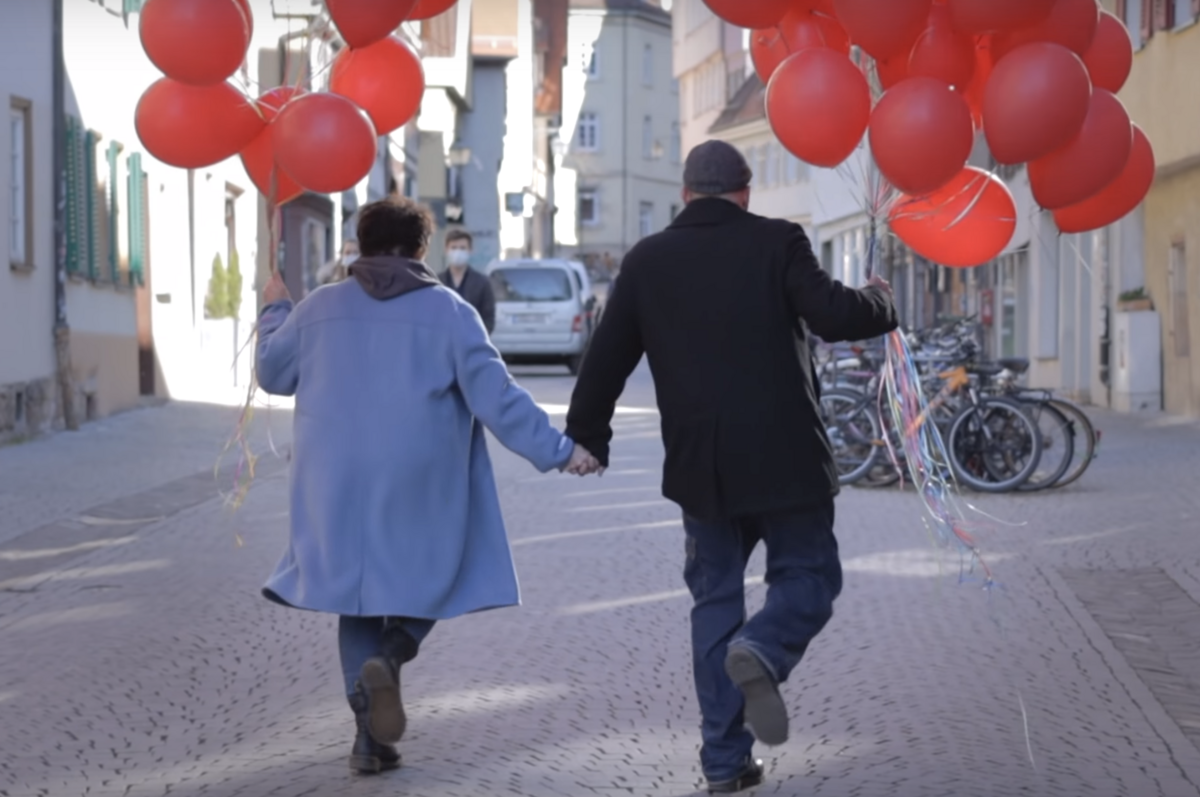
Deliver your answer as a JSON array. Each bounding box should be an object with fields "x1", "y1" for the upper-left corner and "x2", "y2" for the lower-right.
[{"x1": 814, "y1": 319, "x2": 1099, "y2": 494}]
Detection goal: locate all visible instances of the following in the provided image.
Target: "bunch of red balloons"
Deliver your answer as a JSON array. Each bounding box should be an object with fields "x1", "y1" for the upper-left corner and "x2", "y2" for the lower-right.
[
  {"x1": 134, "y1": 0, "x2": 450, "y2": 205},
  {"x1": 709, "y1": 0, "x2": 1153, "y2": 267}
]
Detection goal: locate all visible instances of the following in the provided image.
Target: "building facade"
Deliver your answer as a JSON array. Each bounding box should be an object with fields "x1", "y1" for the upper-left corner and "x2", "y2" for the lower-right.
[
  {"x1": 1113, "y1": 0, "x2": 1200, "y2": 416},
  {"x1": 556, "y1": 0, "x2": 681, "y2": 270}
]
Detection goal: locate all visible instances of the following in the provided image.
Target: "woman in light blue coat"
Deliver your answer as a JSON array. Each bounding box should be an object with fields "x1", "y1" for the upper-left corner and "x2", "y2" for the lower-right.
[{"x1": 255, "y1": 198, "x2": 595, "y2": 775}]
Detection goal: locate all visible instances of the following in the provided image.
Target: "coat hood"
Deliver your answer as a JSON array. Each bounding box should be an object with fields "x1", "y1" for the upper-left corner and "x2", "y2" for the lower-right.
[{"x1": 348, "y1": 255, "x2": 441, "y2": 301}]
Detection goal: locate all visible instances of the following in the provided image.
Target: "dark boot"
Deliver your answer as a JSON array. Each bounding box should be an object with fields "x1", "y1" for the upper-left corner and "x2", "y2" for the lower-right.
[
  {"x1": 359, "y1": 619, "x2": 419, "y2": 745},
  {"x1": 348, "y1": 686, "x2": 401, "y2": 775},
  {"x1": 707, "y1": 759, "x2": 765, "y2": 793}
]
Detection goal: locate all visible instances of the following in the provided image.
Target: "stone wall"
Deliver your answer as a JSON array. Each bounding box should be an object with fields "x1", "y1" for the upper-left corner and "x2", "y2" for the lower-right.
[{"x1": 0, "y1": 377, "x2": 61, "y2": 445}]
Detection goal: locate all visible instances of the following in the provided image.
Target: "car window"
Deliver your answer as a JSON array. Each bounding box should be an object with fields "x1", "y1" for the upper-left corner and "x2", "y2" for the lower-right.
[{"x1": 490, "y1": 268, "x2": 574, "y2": 302}]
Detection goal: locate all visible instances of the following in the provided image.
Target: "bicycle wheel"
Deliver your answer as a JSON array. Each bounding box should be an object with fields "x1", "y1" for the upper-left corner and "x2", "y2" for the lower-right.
[
  {"x1": 819, "y1": 388, "x2": 881, "y2": 485},
  {"x1": 857, "y1": 401, "x2": 903, "y2": 488},
  {"x1": 1046, "y1": 397, "x2": 1098, "y2": 488},
  {"x1": 946, "y1": 396, "x2": 1042, "y2": 492},
  {"x1": 1016, "y1": 401, "x2": 1075, "y2": 491}
]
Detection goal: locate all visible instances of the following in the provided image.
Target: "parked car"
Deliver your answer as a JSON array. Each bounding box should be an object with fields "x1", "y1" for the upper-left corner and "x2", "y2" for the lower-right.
[{"x1": 485, "y1": 259, "x2": 594, "y2": 375}]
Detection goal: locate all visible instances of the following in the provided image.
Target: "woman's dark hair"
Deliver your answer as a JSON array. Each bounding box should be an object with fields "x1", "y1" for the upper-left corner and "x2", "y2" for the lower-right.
[
  {"x1": 445, "y1": 228, "x2": 473, "y2": 248},
  {"x1": 356, "y1": 198, "x2": 434, "y2": 258}
]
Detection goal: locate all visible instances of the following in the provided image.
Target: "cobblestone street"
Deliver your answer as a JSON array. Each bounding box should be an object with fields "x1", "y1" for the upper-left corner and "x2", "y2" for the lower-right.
[{"x1": 3, "y1": 364, "x2": 1200, "y2": 797}]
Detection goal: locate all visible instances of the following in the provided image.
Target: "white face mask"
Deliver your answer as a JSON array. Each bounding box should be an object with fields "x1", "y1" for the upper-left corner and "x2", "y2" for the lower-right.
[
  {"x1": 446, "y1": 249, "x2": 471, "y2": 267},
  {"x1": 343, "y1": 253, "x2": 360, "y2": 266}
]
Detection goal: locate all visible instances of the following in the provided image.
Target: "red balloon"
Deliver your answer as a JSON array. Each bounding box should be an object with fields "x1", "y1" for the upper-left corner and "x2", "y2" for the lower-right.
[
  {"x1": 833, "y1": 0, "x2": 931, "y2": 60},
  {"x1": 1054, "y1": 126, "x2": 1155, "y2": 233},
  {"x1": 135, "y1": 78, "x2": 264, "y2": 169},
  {"x1": 139, "y1": 0, "x2": 250, "y2": 86},
  {"x1": 908, "y1": 4, "x2": 976, "y2": 90},
  {"x1": 766, "y1": 48, "x2": 871, "y2": 168},
  {"x1": 233, "y1": 0, "x2": 252, "y2": 39},
  {"x1": 960, "y1": 36, "x2": 995, "y2": 129},
  {"x1": 870, "y1": 77, "x2": 975, "y2": 195},
  {"x1": 1028, "y1": 90, "x2": 1132, "y2": 210},
  {"x1": 409, "y1": 0, "x2": 458, "y2": 19},
  {"x1": 330, "y1": 36, "x2": 425, "y2": 135},
  {"x1": 326, "y1": 0, "x2": 419, "y2": 49},
  {"x1": 890, "y1": 167, "x2": 1017, "y2": 267},
  {"x1": 702, "y1": 0, "x2": 791, "y2": 28},
  {"x1": 992, "y1": 0, "x2": 1100, "y2": 58},
  {"x1": 240, "y1": 88, "x2": 305, "y2": 205},
  {"x1": 1083, "y1": 10, "x2": 1133, "y2": 93},
  {"x1": 946, "y1": 0, "x2": 1055, "y2": 34},
  {"x1": 876, "y1": 54, "x2": 910, "y2": 89},
  {"x1": 273, "y1": 93, "x2": 378, "y2": 194},
  {"x1": 983, "y1": 42, "x2": 1092, "y2": 165},
  {"x1": 750, "y1": 10, "x2": 850, "y2": 84}
]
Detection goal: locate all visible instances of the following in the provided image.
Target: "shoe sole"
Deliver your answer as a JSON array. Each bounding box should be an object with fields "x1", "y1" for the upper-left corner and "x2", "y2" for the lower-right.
[
  {"x1": 707, "y1": 770, "x2": 765, "y2": 794},
  {"x1": 361, "y1": 658, "x2": 406, "y2": 745},
  {"x1": 349, "y1": 753, "x2": 383, "y2": 775},
  {"x1": 724, "y1": 648, "x2": 788, "y2": 746}
]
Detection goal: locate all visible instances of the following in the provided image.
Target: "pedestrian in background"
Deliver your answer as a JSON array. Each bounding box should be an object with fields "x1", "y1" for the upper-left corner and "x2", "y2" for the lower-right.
[
  {"x1": 565, "y1": 141, "x2": 898, "y2": 793},
  {"x1": 441, "y1": 229, "x2": 496, "y2": 334},
  {"x1": 255, "y1": 197, "x2": 598, "y2": 776},
  {"x1": 316, "y1": 239, "x2": 359, "y2": 286}
]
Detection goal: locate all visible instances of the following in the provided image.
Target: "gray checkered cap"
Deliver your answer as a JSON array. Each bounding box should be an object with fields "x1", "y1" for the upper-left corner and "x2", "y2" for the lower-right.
[{"x1": 682, "y1": 140, "x2": 752, "y2": 195}]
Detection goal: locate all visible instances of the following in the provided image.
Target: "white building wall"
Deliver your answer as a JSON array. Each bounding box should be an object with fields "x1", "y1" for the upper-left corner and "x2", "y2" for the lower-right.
[
  {"x1": 0, "y1": 2, "x2": 56, "y2": 388},
  {"x1": 498, "y1": 0, "x2": 536, "y2": 258}
]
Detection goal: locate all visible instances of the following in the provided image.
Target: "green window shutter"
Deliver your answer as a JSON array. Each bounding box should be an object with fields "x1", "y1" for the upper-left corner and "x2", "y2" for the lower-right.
[
  {"x1": 127, "y1": 152, "x2": 146, "y2": 287},
  {"x1": 64, "y1": 116, "x2": 81, "y2": 276},
  {"x1": 106, "y1": 141, "x2": 121, "y2": 282},
  {"x1": 84, "y1": 130, "x2": 98, "y2": 280}
]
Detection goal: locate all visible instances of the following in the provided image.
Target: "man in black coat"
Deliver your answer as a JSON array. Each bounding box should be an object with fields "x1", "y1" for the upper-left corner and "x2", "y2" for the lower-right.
[
  {"x1": 441, "y1": 229, "x2": 496, "y2": 334},
  {"x1": 565, "y1": 141, "x2": 898, "y2": 793}
]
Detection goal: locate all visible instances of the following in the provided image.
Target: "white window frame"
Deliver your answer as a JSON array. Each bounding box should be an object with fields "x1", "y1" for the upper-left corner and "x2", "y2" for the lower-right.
[
  {"x1": 577, "y1": 112, "x2": 600, "y2": 152},
  {"x1": 642, "y1": 43, "x2": 654, "y2": 87},
  {"x1": 579, "y1": 188, "x2": 600, "y2": 226},
  {"x1": 638, "y1": 201, "x2": 654, "y2": 238},
  {"x1": 10, "y1": 98, "x2": 32, "y2": 270}
]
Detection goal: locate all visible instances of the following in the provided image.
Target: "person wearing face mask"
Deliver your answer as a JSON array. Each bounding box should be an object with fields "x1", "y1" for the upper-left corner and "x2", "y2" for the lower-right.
[
  {"x1": 439, "y1": 230, "x2": 495, "y2": 335},
  {"x1": 317, "y1": 240, "x2": 360, "y2": 286}
]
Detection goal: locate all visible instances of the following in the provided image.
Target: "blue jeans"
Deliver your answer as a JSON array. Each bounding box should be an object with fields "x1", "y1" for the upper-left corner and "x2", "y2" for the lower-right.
[
  {"x1": 338, "y1": 616, "x2": 436, "y2": 698},
  {"x1": 682, "y1": 501, "x2": 842, "y2": 780}
]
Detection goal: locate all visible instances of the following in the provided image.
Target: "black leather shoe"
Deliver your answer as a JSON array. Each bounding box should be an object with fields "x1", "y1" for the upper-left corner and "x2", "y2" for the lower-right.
[
  {"x1": 361, "y1": 656, "x2": 406, "y2": 745},
  {"x1": 348, "y1": 687, "x2": 401, "y2": 774},
  {"x1": 707, "y1": 758, "x2": 765, "y2": 793},
  {"x1": 725, "y1": 646, "x2": 788, "y2": 745}
]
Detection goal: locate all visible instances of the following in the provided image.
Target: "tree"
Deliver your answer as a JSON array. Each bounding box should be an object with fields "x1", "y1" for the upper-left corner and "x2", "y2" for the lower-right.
[
  {"x1": 204, "y1": 253, "x2": 229, "y2": 319},
  {"x1": 226, "y1": 250, "x2": 244, "y2": 319}
]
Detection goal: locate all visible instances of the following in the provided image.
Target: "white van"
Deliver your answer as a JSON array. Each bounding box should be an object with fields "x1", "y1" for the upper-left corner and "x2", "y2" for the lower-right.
[{"x1": 486, "y1": 259, "x2": 594, "y2": 375}]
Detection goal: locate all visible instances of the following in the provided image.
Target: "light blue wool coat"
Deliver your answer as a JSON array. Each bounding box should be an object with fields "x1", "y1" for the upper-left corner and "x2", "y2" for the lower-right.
[{"x1": 255, "y1": 276, "x2": 572, "y2": 619}]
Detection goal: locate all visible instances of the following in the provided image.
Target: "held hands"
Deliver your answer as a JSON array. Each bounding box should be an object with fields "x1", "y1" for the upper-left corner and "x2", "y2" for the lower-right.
[
  {"x1": 565, "y1": 444, "x2": 604, "y2": 477},
  {"x1": 866, "y1": 275, "x2": 893, "y2": 296}
]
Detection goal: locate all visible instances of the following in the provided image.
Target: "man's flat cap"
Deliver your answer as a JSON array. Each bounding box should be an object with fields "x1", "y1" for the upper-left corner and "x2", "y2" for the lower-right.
[{"x1": 683, "y1": 140, "x2": 752, "y2": 195}]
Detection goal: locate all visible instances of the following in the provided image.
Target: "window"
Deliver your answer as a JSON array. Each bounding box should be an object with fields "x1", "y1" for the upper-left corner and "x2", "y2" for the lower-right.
[
  {"x1": 9, "y1": 99, "x2": 32, "y2": 269},
  {"x1": 583, "y1": 44, "x2": 599, "y2": 79},
  {"x1": 765, "y1": 144, "x2": 780, "y2": 188},
  {"x1": 1173, "y1": 0, "x2": 1196, "y2": 28},
  {"x1": 126, "y1": 152, "x2": 147, "y2": 286},
  {"x1": 577, "y1": 112, "x2": 599, "y2": 151},
  {"x1": 578, "y1": 188, "x2": 599, "y2": 225},
  {"x1": 104, "y1": 140, "x2": 122, "y2": 282},
  {"x1": 670, "y1": 122, "x2": 681, "y2": 164},
  {"x1": 642, "y1": 43, "x2": 654, "y2": 87},
  {"x1": 745, "y1": 147, "x2": 758, "y2": 188},
  {"x1": 642, "y1": 115, "x2": 653, "y2": 159},
  {"x1": 756, "y1": 147, "x2": 768, "y2": 188},
  {"x1": 785, "y1": 151, "x2": 804, "y2": 184},
  {"x1": 638, "y1": 202, "x2": 654, "y2": 238},
  {"x1": 490, "y1": 267, "x2": 573, "y2": 302}
]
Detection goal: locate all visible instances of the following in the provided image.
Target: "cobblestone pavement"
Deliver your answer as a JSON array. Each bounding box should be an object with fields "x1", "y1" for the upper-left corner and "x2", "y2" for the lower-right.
[{"x1": 2, "y1": 363, "x2": 1200, "y2": 797}]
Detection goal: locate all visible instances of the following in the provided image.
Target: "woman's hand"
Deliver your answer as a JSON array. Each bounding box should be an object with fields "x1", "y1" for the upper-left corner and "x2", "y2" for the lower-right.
[
  {"x1": 264, "y1": 269, "x2": 292, "y2": 305},
  {"x1": 565, "y1": 444, "x2": 603, "y2": 476}
]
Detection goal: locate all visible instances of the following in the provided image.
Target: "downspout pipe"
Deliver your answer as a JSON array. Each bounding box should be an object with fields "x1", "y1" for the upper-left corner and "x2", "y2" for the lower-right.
[{"x1": 52, "y1": 0, "x2": 79, "y2": 430}]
